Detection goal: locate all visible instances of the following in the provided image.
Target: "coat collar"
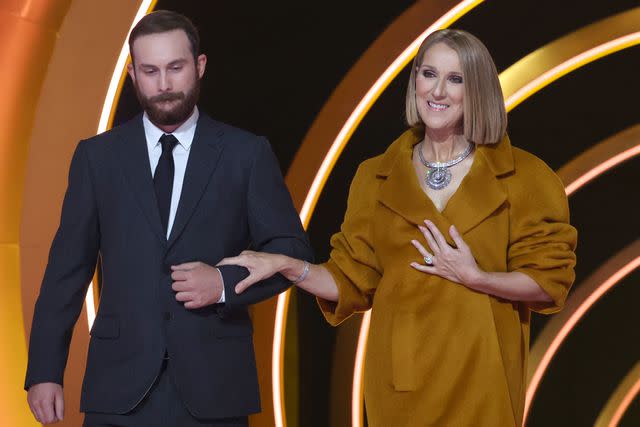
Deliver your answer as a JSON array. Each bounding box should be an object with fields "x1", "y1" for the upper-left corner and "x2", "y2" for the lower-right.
[
  {"x1": 376, "y1": 129, "x2": 514, "y2": 237},
  {"x1": 116, "y1": 113, "x2": 225, "y2": 246}
]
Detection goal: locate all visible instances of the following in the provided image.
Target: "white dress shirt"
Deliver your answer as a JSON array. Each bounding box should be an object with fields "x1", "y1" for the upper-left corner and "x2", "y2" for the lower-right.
[{"x1": 143, "y1": 107, "x2": 225, "y2": 302}]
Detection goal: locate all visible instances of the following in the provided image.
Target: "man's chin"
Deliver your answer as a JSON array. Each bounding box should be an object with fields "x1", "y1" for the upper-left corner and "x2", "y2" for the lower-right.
[
  {"x1": 155, "y1": 100, "x2": 180, "y2": 108},
  {"x1": 146, "y1": 108, "x2": 191, "y2": 127}
]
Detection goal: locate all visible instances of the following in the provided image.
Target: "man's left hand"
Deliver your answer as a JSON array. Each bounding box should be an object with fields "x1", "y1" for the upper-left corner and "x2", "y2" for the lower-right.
[{"x1": 171, "y1": 262, "x2": 223, "y2": 309}]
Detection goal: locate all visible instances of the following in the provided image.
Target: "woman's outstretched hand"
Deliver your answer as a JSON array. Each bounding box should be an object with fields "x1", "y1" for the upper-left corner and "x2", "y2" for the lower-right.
[
  {"x1": 217, "y1": 250, "x2": 286, "y2": 294},
  {"x1": 410, "y1": 220, "x2": 482, "y2": 287}
]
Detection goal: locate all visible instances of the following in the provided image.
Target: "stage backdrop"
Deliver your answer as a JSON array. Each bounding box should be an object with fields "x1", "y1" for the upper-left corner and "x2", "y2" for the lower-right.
[{"x1": 2, "y1": 1, "x2": 638, "y2": 426}]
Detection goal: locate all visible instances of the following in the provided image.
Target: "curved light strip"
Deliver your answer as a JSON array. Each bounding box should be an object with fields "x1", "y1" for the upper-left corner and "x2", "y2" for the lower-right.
[
  {"x1": 609, "y1": 379, "x2": 640, "y2": 426},
  {"x1": 272, "y1": 290, "x2": 291, "y2": 427},
  {"x1": 500, "y1": 7, "x2": 640, "y2": 109},
  {"x1": 566, "y1": 145, "x2": 640, "y2": 195},
  {"x1": 272, "y1": 2, "x2": 485, "y2": 426},
  {"x1": 524, "y1": 241, "x2": 640, "y2": 423},
  {"x1": 609, "y1": 377, "x2": 640, "y2": 427},
  {"x1": 86, "y1": 0, "x2": 157, "y2": 329},
  {"x1": 595, "y1": 362, "x2": 640, "y2": 427},
  {"x1": 278, "y1": 8, "x2": 640, "y2": 427},
  {"x1": 351, "y1": 311, "x2": 371, "y2": 427},
  {"x1": 560, "y1": 125, "x2": 640, "y2": 196},
  {"x1": 503, "y1": 32, "x2": 640, "y2": 110}
]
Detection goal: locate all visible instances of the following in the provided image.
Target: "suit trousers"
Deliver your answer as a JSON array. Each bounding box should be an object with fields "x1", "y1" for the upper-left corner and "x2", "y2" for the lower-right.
[{"x1": 82, "y1": 359, "x2": 248, "y2": 427}]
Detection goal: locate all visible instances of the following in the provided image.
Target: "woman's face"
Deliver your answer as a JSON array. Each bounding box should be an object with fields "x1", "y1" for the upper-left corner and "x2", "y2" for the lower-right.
[{"x1": 415, "y1": 42, "x2": 464, "y2": 134}]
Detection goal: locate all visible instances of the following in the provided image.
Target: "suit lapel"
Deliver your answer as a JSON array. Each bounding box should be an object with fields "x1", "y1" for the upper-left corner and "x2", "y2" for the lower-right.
[
  {"x1": 167, "y1": 115, "x2": 224, "y2": 248},
  {"x1": 116, "y1": 115, "x2": 166, "y2": 244}
]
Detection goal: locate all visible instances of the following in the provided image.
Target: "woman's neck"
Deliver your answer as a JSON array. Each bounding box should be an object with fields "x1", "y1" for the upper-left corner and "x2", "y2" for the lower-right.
[{"x1": 422, "y1": 127, "x2": 468, "y2": 163}]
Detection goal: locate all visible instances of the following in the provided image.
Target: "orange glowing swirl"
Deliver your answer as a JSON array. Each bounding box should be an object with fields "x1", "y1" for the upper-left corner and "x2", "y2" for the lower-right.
[
  {"x1": 558, "y1": 124, "x2": 640, "y2": 196},
  {"x1": 594, "y1": 361, "x2": 640, "y2": 427}
]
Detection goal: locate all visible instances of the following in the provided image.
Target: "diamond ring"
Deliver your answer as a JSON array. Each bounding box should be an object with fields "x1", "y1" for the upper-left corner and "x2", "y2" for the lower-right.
[{"x1": 424, "y1": 255, "x2": 433, "y2": 265}]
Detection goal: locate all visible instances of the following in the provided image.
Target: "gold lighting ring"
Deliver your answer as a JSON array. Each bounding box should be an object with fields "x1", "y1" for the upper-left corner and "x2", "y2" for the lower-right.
[
  {"x1": 594, "y1": 361, "x2": 640, "y2": 427},
  {"x1": 558, "y1": 125, "x2": 640, "y2": 196}
]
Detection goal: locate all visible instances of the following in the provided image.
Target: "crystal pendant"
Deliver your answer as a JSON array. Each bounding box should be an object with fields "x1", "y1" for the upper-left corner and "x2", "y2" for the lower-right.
[{"x1": 425, "y1": 167, "x2": 451, "y2": 190}]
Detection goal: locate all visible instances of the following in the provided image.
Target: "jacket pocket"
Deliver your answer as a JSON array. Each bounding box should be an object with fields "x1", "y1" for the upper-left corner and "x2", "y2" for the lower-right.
[
  {"x1": 391, "y1": 311, "x2": 418, "y2": 391},
  {"x1": 89, "y1": 316, "x2": 120, "y2": 339}
]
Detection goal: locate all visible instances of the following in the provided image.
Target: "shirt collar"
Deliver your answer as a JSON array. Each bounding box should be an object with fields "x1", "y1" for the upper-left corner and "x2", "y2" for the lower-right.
[{"x1": 143, "y1": 106, "x2": 200, "y2": 151}]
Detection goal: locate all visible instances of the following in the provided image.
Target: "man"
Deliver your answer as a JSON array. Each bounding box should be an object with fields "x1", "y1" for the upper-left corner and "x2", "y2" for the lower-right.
[{"x1": 25, "y1": 10, "x2": 312, "y2": 426}]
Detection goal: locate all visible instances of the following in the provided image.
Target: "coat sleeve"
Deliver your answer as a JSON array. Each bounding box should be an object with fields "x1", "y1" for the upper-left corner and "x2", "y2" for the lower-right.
[
  {"x1": 507, "y1": 157, "x2": 577, "y2": 314},
  {"x1": 217, "y1": 137, "x2": 313, "y2": 313},
  {"x1": 317, "y1": 161, "x2": 383, "y2": 325},
  {"x1": 25, "y1": 140, "x2": 100, "y2": 389}
]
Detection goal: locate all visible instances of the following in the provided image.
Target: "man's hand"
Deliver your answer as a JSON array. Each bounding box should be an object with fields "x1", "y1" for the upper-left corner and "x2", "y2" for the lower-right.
[
  {"x1": 171, "y1": 262, "x2": 223, "y2": 309},
  {"x1": 27, "y1": 382, "x2": 64, "y2": 424}
]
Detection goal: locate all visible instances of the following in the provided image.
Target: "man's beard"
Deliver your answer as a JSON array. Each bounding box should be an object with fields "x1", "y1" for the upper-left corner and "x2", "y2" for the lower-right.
[{"x1": 135, "y1": 78, "x2": 200, "y2": 126}]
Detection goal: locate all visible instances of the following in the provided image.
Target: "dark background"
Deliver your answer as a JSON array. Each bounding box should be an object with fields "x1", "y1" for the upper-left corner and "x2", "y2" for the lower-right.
[{"x1": 113, "y1": 1, "x2": 640, "y2": 425}]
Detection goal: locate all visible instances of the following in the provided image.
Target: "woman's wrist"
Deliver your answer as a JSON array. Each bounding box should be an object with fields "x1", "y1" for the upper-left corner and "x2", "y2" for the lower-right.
[
  {"x1": 463, "y1": 267, "x2": 489, "y2": 292},
  {"x1": 280, "y1": 256, "x2": 308, "y2": 282}
]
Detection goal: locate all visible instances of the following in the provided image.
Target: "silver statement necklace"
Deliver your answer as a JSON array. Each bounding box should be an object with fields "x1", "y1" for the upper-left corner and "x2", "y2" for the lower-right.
[{"x1": 417, "y1": 141, "x2": 474, "y2": 190}]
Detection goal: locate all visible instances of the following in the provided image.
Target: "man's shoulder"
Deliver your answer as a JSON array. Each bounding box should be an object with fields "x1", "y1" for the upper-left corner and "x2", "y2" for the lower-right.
[
  {"x1": 80, "y1": 114, "x2": 142, "y2": 149},
  {"x1": 198, "y1": 113, "x2": 264, "y2": 147}
]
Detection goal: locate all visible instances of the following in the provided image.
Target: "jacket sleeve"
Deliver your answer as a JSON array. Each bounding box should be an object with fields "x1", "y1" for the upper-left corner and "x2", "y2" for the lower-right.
[
  {"x1": 507, "y1": 161, "x2": 577, "y2": 314},
  {"x1": 317, "y1": 162, "x2": 383, "y2": 325},
  {"x1": 217, "y1": 137, "x2": 313, "y2": 313},
  {"x1": 25, "y1": 140, "x2": 100, "y2": 389}
]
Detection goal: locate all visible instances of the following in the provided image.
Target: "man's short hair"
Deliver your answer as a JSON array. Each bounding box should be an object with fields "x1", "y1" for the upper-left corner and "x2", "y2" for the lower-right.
[{"x1": 129, "y1": 10, "x2": 200, "y2": 63}]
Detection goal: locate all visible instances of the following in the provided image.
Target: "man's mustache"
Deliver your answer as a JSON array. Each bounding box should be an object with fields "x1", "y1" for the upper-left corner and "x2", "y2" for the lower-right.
[{"x1": 148, "y1": 92, "x2": 185, "y2": 103}]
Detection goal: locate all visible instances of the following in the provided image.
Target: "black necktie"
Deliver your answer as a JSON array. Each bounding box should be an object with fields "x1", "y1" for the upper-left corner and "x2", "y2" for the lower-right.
[{"x1": 154, "y1": 134, "x2": 179, "y2": 236}]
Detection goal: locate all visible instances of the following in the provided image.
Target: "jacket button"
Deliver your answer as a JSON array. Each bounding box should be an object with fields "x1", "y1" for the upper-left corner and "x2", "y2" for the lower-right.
[{"x1": 164, "y1": 312, "x2": 172, "y2": 321}]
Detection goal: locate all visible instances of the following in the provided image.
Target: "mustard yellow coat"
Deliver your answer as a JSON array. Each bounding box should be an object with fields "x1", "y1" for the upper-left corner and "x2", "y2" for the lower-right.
[{"x1": 318, "y1": 129, "x2": 577, "y2": 427}]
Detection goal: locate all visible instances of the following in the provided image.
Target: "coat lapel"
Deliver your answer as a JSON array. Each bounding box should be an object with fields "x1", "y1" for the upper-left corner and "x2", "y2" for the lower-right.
[
  {"x1": 377, "y1": 129, "x2": 444, "y2": 227},
  {"x1": 443, "y1": 135, "x2": 514, "y2": 234},
  {"x1": 116, "y1": 115, "x2": 166, "y2": 244},
  {"x1": 167, "y1": 115, "x2": 224, "y2": 248},
  {"x1": 377, "y1": 129, "x2": 515, "y2": 237}
]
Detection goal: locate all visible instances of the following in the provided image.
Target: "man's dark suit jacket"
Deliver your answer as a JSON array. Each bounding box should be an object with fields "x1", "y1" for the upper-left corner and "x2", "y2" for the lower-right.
[{"x1": 24, "y1": 112, "x2": 313, "y2": 419}]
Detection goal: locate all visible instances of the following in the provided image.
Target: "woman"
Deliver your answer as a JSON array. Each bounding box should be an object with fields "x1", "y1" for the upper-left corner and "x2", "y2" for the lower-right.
[{"x1": 218, "y1": 29, "x2": 577, "y2": 426}]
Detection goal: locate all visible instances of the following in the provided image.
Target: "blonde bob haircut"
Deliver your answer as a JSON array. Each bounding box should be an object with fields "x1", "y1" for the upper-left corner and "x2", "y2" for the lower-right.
[{"x1": 405, "y1": 29, "x2": 507, "y2": 145}]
